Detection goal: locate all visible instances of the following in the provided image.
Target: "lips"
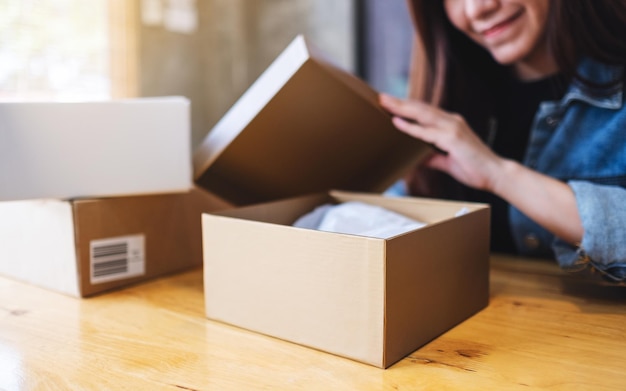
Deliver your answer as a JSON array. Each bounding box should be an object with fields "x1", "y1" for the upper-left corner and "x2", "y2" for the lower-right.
[{"x1": 480, "y1": 9, "x2": 525, "y2": 38}]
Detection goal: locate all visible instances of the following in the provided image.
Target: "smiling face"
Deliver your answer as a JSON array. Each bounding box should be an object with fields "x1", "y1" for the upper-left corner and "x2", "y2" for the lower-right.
[{"x1": 443, "y1": 0, "x2": 555, "y2": 79}]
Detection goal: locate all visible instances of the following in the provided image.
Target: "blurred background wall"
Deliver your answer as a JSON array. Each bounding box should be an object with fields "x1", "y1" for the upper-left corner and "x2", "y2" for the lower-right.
[
  {"x1": 1, "y1": 0, "x2": 412, "y2": 149},
  {"x1": 137, "y1": 0, "x2": 356, "y2": 148}
]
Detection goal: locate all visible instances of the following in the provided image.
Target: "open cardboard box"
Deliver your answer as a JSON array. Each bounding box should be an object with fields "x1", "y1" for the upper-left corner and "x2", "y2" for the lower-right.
[
  {"x1": 0, "y1": 188, "x2": 232, "y2": 297},
  {"x1": 202, "y1": 191, "x2": 489, "y2": 368},
  {"x1": 195, "y1": 35, "x2": 491, "y2": 368}
]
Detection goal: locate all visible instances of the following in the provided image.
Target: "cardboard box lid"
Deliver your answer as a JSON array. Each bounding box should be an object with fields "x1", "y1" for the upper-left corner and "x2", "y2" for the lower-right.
[
  {"x1": 0, "y1": 96, "x2": 192, "y2": 201},
  {"x1": 193, "y1": 35, "x2": 431, "y2": 205}
]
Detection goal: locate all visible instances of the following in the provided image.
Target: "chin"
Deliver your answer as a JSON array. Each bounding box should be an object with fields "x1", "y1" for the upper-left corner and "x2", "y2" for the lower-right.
[{"x1": 489, "y1": 48, "x2": 527, "y2": 66}]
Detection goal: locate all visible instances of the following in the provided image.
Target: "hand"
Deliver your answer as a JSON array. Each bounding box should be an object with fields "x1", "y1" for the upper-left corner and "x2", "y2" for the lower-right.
[
  {"x1": 379, "y1": 93, "x2": 504, "y2": 192},
  {"x1": 379, "y1": 93, "x2": 584, "y2": 244}
]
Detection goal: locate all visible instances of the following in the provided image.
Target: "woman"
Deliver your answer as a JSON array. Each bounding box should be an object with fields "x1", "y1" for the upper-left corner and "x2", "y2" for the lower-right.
[{"x1": 379, "y1": 0, "x2": 626, "y2": 282}]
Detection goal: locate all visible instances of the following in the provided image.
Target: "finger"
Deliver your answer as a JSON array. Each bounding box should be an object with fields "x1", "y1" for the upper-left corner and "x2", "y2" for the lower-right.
[
  {"x1": 425, "y1": 153, "x2": 450, "y2": 173},
  {"x1": 379, "y1": 94, "x2": 446, "y2": 127},
  {"x1": 392, "y1": 116, "x2": 450, "y2": 155},
  {"x1": 391, "y1": 116, "x2": 439, "y2": 144}
]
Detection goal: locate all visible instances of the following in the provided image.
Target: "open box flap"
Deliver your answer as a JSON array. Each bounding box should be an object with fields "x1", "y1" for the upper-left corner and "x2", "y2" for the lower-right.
[{"x1": 193, "y1": 35, "x2": 430, "y2": 206}]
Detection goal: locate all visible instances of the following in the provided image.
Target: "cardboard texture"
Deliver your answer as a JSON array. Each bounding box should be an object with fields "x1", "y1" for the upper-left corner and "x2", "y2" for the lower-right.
[
  {"x1": 0, "y1": 188, "x2": 232, "y2": 297},
  {"x1": 202, "y1": 191, "x2": 490, "y2": 368},
  {"x1": 195, "y1": 35, "x2": 491, "y2": 368},
  {"x1": 0, "y1": 97, "x2": 192, "y2": 201},
  {"x1": 193, "y1": 35, "x2": 431, "y2": 206}
]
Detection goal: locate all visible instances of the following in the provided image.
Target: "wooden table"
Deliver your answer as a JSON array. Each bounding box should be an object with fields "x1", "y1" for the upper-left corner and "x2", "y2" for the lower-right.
[{"x1": 1, "y1": 254, "x2": 625, "y2": 390}]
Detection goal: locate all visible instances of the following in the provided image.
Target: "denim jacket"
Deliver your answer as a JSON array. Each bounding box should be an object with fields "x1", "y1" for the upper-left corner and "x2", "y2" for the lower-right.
[
  {"x1": 385, "y1": 58, "x2": 626, "y2": 282},
  {"x1": 509, "y1": 58, "x2": 626, "y2": 282}
]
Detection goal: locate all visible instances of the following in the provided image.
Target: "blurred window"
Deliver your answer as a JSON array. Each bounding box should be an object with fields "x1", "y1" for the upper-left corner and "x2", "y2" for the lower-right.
[{"x1": 0, "y1": 0, "x2": 136, "y2": 101}]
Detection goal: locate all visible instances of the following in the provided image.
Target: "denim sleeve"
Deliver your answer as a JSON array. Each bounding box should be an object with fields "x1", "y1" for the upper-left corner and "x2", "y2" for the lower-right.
[{"x1": 552, "y1": 180, "x2": 626, "y2": 282}]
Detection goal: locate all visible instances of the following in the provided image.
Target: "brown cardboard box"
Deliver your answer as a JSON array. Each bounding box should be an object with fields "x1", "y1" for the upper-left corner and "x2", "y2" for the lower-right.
[
  {"x1": 193, "y1": 35, "x2": 430, "y2": 205},
  {"x1": 202, "y1": 191, "x2": 489, "y2": 368},
  {"x1": 195, "y1": 35, "x2": 490, "y2": 368},
  {"x1": 0, "y1": 188, "x2": 232, "y2": 297}
]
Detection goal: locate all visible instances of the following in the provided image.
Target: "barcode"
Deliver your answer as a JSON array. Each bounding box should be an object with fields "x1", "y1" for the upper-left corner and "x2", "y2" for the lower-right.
[
  {"x1": 92, "y1": 242, "x2": 129, "y2": 277},
  {"x1": 90, "y1": 235, "x2": 145, "y2": 284}
]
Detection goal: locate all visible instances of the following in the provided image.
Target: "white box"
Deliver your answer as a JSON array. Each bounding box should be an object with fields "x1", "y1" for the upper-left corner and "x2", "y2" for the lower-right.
[{"x1": 0, "y1": 97, "x2": 192, "y2": 201}]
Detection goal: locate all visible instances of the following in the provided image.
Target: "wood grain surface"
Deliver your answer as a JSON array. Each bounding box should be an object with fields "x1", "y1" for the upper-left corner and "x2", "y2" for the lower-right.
[{"x1": 1, "y1": 254, "x2": 625, "y2": 390}]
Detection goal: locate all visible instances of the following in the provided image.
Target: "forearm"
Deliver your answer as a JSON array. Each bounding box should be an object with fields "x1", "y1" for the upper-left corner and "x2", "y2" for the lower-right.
[{"x1": 488, "y1": 158, "x2": 584, "y2": 245}]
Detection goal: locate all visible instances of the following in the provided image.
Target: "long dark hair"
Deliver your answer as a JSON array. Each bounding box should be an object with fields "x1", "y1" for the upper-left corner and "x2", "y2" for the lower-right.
[
  {"x1": 550, "y1": 0, "x2": 626, "y2": 85},
  {"x1": 407, "y1": 0, "x2": 626, "y2": 107}
]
